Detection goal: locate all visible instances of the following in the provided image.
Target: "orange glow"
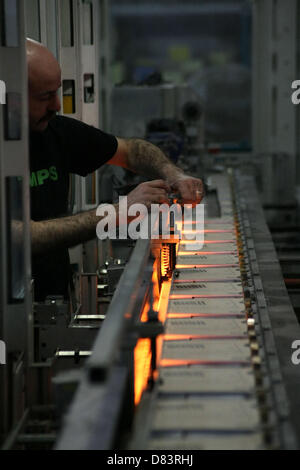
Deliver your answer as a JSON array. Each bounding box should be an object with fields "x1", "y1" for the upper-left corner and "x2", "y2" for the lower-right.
[
  {"x1": 140, "y1": 301, "x2": 150, "y2": 322},
  {"x1": 151, "y1": 259, "x2": 160, "y2": 313},
  {"x1": 182, "y1": 229, "x2": 234, "y2": 234},
  {"x1": 161, "y1": 245, "x2": 170, "y2": 278},
  {"x1": 173, "y1": 277, "x2": 240, "y2": 283},
  {"x1": 134, "y1": 338, "x2": 152, "y2": 405},
  {"x1": 133, "y1": 279, "x2": 171, "y2": 406},
  {"x1": 180, "y1": 239, "x2": 235, "y2": 245},
  {"x1": 175, "y1": 264, "x2": 240, "y2": 269},
  {"x1": 177, "y1": 251, "x2": 236, "y2": 256},
  {"x1": 180, "y1": 240, "x2": 236, "y2": 245},
  {"x1": 167, "y1": 313, "x2": 244, "y2": 318},
  {"x1": 134, "y1": 295, "x2": 153, "y2": 404},
  {"x1": 175, "y1": 220, "x2": 183, "y2": 232},
  {"x1": 157, "y1": 279, "x2": 172, "y2": 323},
  {"x1": 163, "y1": 334, "x2": 245, "y2": 341},
  {"x1": 139, "y1": 261, "x2": 160, "y2": 323},
  {"x1": 183, "y1": 221, "x2": 231, "y2": 225},
  {"x1": 133, "y1": 210, "x2": 241, "y2": 405},
  {"x1": 160, "y1": 359, "x2": 250, "y2": 367},
  {"x1": 169, "y1": 293, "x2": 243, "y2": 300},
  {"x1": 156, "y1": 279, "x2": 172, "y2": 366}
]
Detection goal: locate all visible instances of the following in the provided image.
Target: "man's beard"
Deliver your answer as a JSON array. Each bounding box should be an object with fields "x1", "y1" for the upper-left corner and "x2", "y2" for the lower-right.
[{"x1": 39, "y1": 111, "x2": 56, "y2": 124}]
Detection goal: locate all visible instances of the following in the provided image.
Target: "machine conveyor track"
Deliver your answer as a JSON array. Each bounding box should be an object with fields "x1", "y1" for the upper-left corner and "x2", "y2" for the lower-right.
[
  {"x1": 137, "y1": 174, "x2": 268, "y2": 450},
  {"x1": 56, "y1": 172, "x2": 300, "y2": 451}
]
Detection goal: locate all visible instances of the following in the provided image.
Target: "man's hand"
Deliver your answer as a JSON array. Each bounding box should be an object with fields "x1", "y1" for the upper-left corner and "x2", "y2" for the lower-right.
[
  {"x1": 127, "y1": 180, "x2": 171, "y2": 209},
  {"x1": 169, "y1": 175, "x2": 205, "y2": 205},
  {"x1": 109, "y1": 138, "x2": 204, "y2": 206}
]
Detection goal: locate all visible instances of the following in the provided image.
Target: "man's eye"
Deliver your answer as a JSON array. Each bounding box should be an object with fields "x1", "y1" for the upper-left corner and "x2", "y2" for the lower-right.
[{"x1": 40, "y1": 93, "x2": 56, "y2": 101}]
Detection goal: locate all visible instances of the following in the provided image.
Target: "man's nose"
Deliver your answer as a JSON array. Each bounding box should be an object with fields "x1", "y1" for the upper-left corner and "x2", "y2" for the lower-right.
[{"x1": 49, "y1": 93, "x2": 61, "y2": 113}]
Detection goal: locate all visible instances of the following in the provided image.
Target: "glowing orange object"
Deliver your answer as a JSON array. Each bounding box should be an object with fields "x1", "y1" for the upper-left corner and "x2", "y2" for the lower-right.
[
  {"x1": 157, "y1": 279, "x2": 172, "y2": 323},
  {"x1": 180, "y1": 240, "x2": 236, "y2": 245},
  {"x1": 134, "y1": 338, "x2": 152, "y2": 405},
  {"x1": 175, "y1": 264, "x2": 239, "y2": 269},
  {"x1": 177, "y1": 251, "x2": 236, "y2": 256},
  {"x1": 183, "y1": 220, "x2": 231, "y2": 225},
  {"x1": 140, "y1": 301, "x2": 150, "y2": 323},
  {"x1": 167, "y1": 313, "x2": 243, "y2": 318},
  {"x1": 182, "y1": 229, "x2": 234, "y2": 234},
  {"x1": 134, "y1": 214, "x2": 245, "y2": 403},
  {"x1": 161, "y1": 245, "x2": 171, "y2": 278},
  {"x1": 152, "y1": 260, "x2": 160, "y2": 312},
  {"x1": 169, "y1": 293, "x2": 243, "y2": 300},
  {"x1": 160, "y1": 359, "x2": 250, "y2": 367},
  {"x1": 133, "y1": 270, "x2": 172, "y2": 406},
  {"x1": 163, "y1": 334, "x2": 245, "y2": 341},
  {"x1": 156, "y1": 279, "x2": 172, "y2": 366},
  {"x1": 173, "y1": 278, "x2": 239, "y2": 283}
]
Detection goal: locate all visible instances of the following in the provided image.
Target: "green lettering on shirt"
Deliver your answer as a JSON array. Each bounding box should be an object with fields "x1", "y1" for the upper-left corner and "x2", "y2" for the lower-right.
[
  {"x1": 30, "y1": 172, "x2": 38, "y2": 187},
  {"x1": 30, "y1": 166, "x2": 58, "y2": 187},
  {"x1": 37, "y1": 169, "x2": 49, "y2": 185},
  {"x1": 49, "y1": 165, "x2": 58, "y2": 181}
]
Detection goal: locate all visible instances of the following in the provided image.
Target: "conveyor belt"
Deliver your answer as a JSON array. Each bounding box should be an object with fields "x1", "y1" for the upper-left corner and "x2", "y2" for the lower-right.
[
  {"x1": 143, "y1": 174, "x2": 266, "y2": 450},
  {"x1": 56, "y1": 172, "x2": 300, "y2": 451}
]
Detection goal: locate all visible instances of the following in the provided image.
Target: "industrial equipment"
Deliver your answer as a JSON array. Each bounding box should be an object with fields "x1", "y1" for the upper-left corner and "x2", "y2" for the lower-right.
[{"x1": 54, "y1": 171, "x2": 300, "y2": 450}]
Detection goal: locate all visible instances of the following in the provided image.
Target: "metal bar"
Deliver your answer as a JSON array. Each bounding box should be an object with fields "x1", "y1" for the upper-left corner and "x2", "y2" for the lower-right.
[
  {"x1": 0, "y1": 0, "x2": 33, "y2": 440},
  {"x1": 87, "y1": 366, "x2": 128, "y2": 450},
  {"x1": 1, "y1": 409, "x2": 29, "y2": 450},
  {"x1": 234, "y1": 171, "x2": 300, "y2": 449},
  {"x1": 87, "y1": 239, "x2": 152, "y2": 381}
]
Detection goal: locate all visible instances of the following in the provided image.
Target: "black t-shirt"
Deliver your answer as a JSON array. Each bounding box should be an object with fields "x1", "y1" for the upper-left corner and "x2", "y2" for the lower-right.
[{"x1": 30, "y1": 115, "x2": 118, "y2": 301}]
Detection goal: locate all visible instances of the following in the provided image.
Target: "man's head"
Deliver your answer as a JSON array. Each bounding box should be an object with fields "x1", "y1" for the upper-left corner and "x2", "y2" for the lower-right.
[{"x1": 27, "y1": 38, "x2": 61, "y2": 132}]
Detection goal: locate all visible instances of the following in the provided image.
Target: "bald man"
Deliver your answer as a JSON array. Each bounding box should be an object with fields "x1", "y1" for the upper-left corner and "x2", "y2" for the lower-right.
[{"x1": 27, "y1": 39, "x2": 204, "y2": 301}]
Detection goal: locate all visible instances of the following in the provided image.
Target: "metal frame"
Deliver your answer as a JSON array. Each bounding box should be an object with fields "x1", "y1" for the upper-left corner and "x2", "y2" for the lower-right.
[
  {"x1": 234, "y1": 171, "x2": 300, "y2": 448},
  {"x1": 0, "y1": 1, "x2": 32, "y2": 443},
  {"x1": 252, "y1": 0, "x2": 298, "y2": 206},
  {"x1": 38, "y1": 0, "x2": 58, "y2": 57},
  {"x1": 98, "y1": 0, "x2": 111, "y2": 132},
  {"x1": 25, "y1": 0, "x2": 113, "y2": 278}
]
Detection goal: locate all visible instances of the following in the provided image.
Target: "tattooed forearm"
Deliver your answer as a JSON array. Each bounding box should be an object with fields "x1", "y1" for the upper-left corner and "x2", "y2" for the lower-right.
[
  {"x1": 126, "y1": 138, "x2": 184, "y2": 183},
  {"x1": 31, "y1": 206, "x2": 117, "y2": 255}
]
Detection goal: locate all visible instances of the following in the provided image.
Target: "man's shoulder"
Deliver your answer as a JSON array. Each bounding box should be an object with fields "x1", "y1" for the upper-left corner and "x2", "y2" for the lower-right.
[
  {"x1": 49, "y1": 115, "x2": 86, "y2": 131},
  {"x1": 49, "y1": 115, "x2": 118, "y2": 145},
  {"x1": 49, "y1": 115, "x2": 111, "y2": 139}
]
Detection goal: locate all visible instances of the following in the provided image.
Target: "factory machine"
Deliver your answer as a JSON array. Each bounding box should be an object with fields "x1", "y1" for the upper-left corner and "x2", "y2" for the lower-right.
[
  {"x1": 2, "y1": 163, "x2": 300, "y2": 450},
  {"x1": 52, "y1": 170, "x2": 300, "y2": 451}
]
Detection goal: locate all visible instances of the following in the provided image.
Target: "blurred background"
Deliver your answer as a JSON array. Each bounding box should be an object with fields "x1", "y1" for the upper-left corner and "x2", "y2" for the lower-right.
[{"x1": 110, "y1": 0, "x2": 252, "y2": 145}]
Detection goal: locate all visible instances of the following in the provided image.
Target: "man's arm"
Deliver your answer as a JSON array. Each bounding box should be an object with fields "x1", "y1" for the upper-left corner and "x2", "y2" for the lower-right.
[
  {"x1": 107, "y1": 138, "x2": 204, "y2": 204},
  {"x1": 30, "y1": 136, "x2": 203, "y2": 255},
  {"x1": 30, "y1": 209, "x2": 106, "y2": 255},
  {"x1": 30, "y1": 180, "x2": 171, "y2": 254}
]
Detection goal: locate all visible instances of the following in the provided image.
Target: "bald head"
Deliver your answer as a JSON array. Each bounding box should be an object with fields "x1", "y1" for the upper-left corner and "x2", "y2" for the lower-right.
[{"x1": 27, "y1": 39, "x2": 61, "y2": 132}]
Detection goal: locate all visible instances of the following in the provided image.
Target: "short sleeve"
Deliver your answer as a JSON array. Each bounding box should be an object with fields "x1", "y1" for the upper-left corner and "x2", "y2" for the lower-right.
[{"x1": 50, "y1": 116, "x2": 118, "y2": 176}]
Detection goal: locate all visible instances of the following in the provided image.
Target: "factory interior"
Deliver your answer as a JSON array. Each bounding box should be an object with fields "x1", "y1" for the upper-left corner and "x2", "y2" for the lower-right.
[{"x1": 1, "y1": 0, "x2": 300, "y2": 451}]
